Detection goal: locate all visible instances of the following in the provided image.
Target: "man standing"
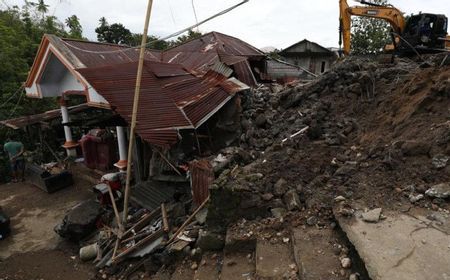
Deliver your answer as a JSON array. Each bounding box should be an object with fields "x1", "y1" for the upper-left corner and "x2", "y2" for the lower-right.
[{"x1": 3, "y1": 139, "x2": 25, "y2": 183}]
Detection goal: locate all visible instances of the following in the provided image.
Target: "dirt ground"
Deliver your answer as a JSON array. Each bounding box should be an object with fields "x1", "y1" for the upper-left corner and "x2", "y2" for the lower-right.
[{"x1": 0, "y1": 175, "x2": 96, "y2": 280}]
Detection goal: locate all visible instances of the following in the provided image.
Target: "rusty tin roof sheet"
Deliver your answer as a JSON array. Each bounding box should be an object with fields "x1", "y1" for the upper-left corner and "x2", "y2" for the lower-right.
[
  {"x1": 161, "y1": 32, "x2": 264, "y2": 79},
  {"x1": 189, "y1": 159, "x2": 214, "y2": 206},
  {"x1": 62, "y1": 38, "x2": 161, "y2": 68},
  {"x1": 77, "y1": 61, "x2": 247, "y2": 147}
]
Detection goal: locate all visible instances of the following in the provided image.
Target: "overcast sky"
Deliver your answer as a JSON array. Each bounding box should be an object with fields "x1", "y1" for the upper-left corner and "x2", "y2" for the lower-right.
[{"x1": 3, "y1": 0, "x2": 450, "y2": 49}]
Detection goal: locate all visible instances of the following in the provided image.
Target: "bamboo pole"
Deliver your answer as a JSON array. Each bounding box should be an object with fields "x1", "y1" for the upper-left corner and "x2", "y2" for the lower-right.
[
  {"x1": 122, "y1": 0, "x2": 154, "y2": 224},
  {"x1": 166, "y1": 196, "x2": 209, "y2": 245},
  {"x1": 107, "y1": 184, "x2": 124, "y2": 233}
]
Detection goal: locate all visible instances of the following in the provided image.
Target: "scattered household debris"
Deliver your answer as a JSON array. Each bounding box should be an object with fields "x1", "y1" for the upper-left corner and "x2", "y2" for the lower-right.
[{"x1": 26, "y1": 162, "x2": 73, "y2": 193}]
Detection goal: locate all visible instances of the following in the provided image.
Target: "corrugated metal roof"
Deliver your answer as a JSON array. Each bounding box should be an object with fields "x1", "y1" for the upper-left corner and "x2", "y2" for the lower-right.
[
  {"x1": 77, "y1": 61, "x2": 247, "y2": 147},
  {"x1": 232, "y1": 60, "x2": 257, "y2": 87},
  {"x1": 62, "y1": 38, "x2": 161, "y2": 68},
  {"x1": 161, "y1": 32, "x2": 263, "y2": 84}
]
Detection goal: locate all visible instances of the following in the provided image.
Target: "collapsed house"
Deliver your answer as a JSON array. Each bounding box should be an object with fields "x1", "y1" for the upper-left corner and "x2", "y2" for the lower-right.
[{"x1": 4, "y1": 31, "x2": 312, "y2": 206}]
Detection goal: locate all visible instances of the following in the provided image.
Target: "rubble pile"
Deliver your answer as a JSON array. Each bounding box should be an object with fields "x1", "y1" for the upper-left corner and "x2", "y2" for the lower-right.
[
  {"x1": 62, "y1": 56, "x2": 449, "y2": 279},
  {"x1": 207, "y1": 55, "x2": 450, "y2": 231}
]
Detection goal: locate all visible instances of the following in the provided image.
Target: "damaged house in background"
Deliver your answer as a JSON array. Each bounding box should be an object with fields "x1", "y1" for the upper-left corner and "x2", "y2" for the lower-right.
[
  {"x1": 279, "y1": 39, "x2": 337, "y2": 75},
  {"x1": 4, "y1": 31, "x2": 311, "y2": 207}
]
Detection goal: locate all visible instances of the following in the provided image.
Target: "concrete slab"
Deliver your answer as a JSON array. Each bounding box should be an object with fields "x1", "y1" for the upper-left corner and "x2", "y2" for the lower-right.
[
  {"x1": 255, "y1": 240, "x2": 296, "y2": 279},
  {"x1": 337, "y1": 211, "x2": 450, "y2": 280},
  {"x1": 291, "y1": 227, "x2": 344, "y2": 280},
  {"x1": 221, "y1": 252, "x2": 255, "y2": 280},
  {"x1": 193, "y1": 253, "x2": 221, "y2": 280}
]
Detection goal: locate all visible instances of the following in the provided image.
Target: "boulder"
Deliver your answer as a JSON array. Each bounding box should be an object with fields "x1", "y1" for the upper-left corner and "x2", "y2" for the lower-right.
[
  {"x1": 401, "y1": 141, "x2": 431, "y2": 156},
  {"x1": 283, "y1": 190, "x2": 301, "y2": 211},
  {"x1": 54, "y1": 199, "x2": 102, "y2": 241},
  {"x1": 431, "y1": 155, "x2": 450, "y2": 169},
  {"x1": 362, "y1": 208, "x2": 382, "y2": 223},
  {"x1": 273, "y1": 178, "x2": 289, "y2": 196},
  {"x1": 255, "y1": 114, "x2": 268, "y2": 128},
  {"x1": 334, "y1": 165, "x2": 356, "y2": 176},
  {"x1": 426, "y1": 183, "x2": 450, "y2": 199}
]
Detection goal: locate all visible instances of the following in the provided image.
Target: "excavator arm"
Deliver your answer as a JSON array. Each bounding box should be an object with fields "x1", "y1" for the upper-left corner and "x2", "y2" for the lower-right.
[{"x1": 339, "y1": 0, "x2": 406, "y2": 55}]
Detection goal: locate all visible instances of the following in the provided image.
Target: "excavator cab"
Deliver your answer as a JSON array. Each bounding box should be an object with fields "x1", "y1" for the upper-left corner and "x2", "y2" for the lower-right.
[{"x1": 400, "y1": 13, "x2": 448, "y2": 53}]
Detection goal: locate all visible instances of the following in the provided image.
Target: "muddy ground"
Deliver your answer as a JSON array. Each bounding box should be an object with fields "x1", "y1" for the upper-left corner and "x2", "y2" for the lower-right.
[{"x1": 0, "y1": 176, "x2": 96, "y2": 280}]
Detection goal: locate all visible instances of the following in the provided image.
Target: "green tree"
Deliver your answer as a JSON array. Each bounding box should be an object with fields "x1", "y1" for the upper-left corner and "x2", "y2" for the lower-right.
[
  {"x1": 36, "y1": 0, "x2": 48, "y2": 21},
  {"x1": 170, "y1": 29, "x2": 202, "y2": 48},
  {"x1": 350, "y1": 0, "x2": 392, "y2": 55},
  {"x1": 65, "y1": 15, "x2": 83, "y2": 39},
  {"x1": 130, "y1": 34, "x2": 170, "y2": 50},
  {"x1": 95, "y1": 17, "x2": 132, "y2": 45}
]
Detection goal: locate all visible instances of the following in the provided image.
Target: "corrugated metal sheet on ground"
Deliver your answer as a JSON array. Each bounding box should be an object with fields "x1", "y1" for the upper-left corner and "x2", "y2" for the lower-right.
[
  {"x1": 131, "y1": 181, "x2": 176, "y2": 211},
  {"x1": 189, "y1": 159, "x2": 214, "y2": 206}
]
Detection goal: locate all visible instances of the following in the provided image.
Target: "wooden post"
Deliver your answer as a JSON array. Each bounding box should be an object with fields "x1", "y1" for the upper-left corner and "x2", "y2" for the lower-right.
[{"x1": 122, "y1": 0, "x2": 154, "y2": 224}]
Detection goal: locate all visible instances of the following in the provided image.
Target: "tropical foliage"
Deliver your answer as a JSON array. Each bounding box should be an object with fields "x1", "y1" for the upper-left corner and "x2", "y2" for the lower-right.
[{"x1": 350, "y1": 0, "x2": 392, "y2": 55}]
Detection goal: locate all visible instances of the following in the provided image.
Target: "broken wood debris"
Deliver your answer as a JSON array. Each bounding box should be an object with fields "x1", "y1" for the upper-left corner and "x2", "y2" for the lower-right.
[{"x1": 85, "y1": 195, "x2": 211, "y2": 276}]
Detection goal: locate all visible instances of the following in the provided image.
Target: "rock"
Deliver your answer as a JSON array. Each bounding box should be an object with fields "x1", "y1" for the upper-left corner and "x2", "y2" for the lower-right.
[
  {"x1": 271, "y1": 208, "x2": 287, "y2": 219},
  {"x1": 79, "y1": 243, "x2": 98, "y2": 262},
  {"x1": 240, "y1": 194, "x2": 262, "y2": 209},
  {"x1": 246, "y1": 173, "x2": 264, "y2": 182},
  {"x1": 274, "y1": 178, "x2": 289, "y2": 196},
  {"x1": 432, "y1": 155, "x2": 450, "y2": 169},
  {"x1": 237, "y1": 149, "x2": 253, "y2": 164},
  {"x1": 255, "y1": 114, "x2": 268, "y2": 128},
  {"x1": 54, "y1": 199, "x2": 102, "y2": 241},
  {"x1": 283, "y1": 190, "x2": 301, "y2": 211},
  {"x1": 306, "y1": 216, "x2": 318, "y2": 226},
  {"x1": 362, "y1": 208, "x2": 382, "y2": 223},
  {"x1": 426, "y1": 183, "x2": 450, "y2": 199},
  {"x1": 334, "y1": 165, "x2": 356, "y2": 176},
  {"x1": 401, "y1": 141, "x2": 431, "y2": 156},
  {"x1": 196, "y1": 230, "x2": 225, "y2": 251},
  {"x1": 191, "y1": 263, "x2": 198, "y2": 270},
  {"x1": 261, "y1": 193, "x2": 274, "y2": 201},
  {"x1": 296, "y1": 184, "x2": 304, "y2": 194},
  {"x1": 349, "y1": 273, "x2": 360, "y2": 280},
  {"x1": 334, "y1": 196, "x2": 346, "y2": 202},
  {"x1": 409, "y1": 194, "x2": 424, "y2": 203},
  {"x1": 426, "y1": 212, "x2": 446, "y2": 225},
  {"x1": 195, "y1": 208, "x2": 208, "y2": 225},
  {"x1": 341, "y1": 257, "x2": 352, "y2": 268}
]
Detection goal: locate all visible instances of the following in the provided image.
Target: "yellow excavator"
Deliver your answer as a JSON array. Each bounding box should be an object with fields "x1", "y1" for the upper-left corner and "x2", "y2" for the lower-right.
[{"x1": 339, "y1": 0, "x2": 450, "y2": 55}]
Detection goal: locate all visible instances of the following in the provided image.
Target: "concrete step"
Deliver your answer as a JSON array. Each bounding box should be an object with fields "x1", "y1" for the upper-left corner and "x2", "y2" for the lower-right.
[
  {"x1": 170, "y1": 260, "x2": 195, "y2": 280},
  {"x1": 224, "y1": 226, "x2": 257, "y2": 254},
  {"x1": 221, "y1": 252, "x2": 255, "y2": 280},
  {"x1": 291, "y1": 227, "x2": 344, "y2": 280},
  {"x1": 148, "y1": 270, "x2": 171, "y2": 280},
  {"x1": 255, "y1": 240, "x2": 297, "y2": 279},
  {"x1": 193, "y1": 253, "x2": 222, "y2": 280}
]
